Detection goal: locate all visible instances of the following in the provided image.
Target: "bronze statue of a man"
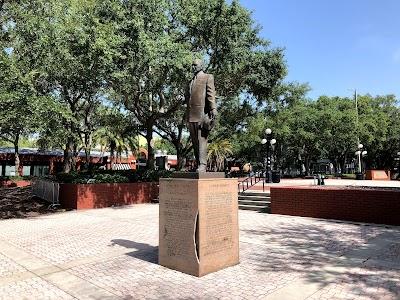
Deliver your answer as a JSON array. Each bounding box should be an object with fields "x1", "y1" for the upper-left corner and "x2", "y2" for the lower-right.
[{"x1": 185, "y1": 59, "x2": 217, "y2": 172}]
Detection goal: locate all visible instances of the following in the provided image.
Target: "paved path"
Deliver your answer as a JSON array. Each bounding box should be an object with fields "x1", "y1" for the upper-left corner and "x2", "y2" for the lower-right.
[{"x1": 0, "y1": 204, "x2": 399, "y2": 299}]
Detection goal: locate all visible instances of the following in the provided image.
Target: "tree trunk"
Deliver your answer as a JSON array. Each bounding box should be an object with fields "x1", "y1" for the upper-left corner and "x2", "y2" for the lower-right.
[
  {"x1": 84, "y1": 148, "x2": 90, "y2": 171},
  {"x1": 305, "y1": 157, "x2": 310, "y2": 176},
  {"x1": 340, "y1": 158, "x2": 346, "y2": 174},
  {"x1": 146, "y1": 123, "x2": 155, "y2": 170},
  {"x1": 63, "y1": 138, "x2": 75, "y2": 173},
  {"x1": 175, "y1": 142, "x2": 189, "y2": 171},
  {"x1": 84, "y1": 132, "x2": 91, "y2": 170},
  {"x1": 63, "y1": 148, "x2": 72, "y2": 173},
  {"x1": 14, "y1": 134, "x2": 20, "y2": 176},
  {"x1": 146, "y1": 133, "x2": 154, "y2": 170},
  {"x1": 333, "y1": 158, "x2": 338, "y2": 174},
  {"x1": 73, "y1": 144, "x2": 78, "y2": 171},
  {"x1": 110, "y1": 140, "x2": 116, "y2": 167}
]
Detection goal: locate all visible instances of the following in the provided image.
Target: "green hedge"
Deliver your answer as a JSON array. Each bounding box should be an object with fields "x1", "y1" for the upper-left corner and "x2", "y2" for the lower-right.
[
  {"x1": 0, "y1": 176, "x2": 33, "y2": 182},
  {"x1": 341, "y1": 173, "x2": 356, "y2": 179},
  {"x1": 50, "y1": 169, "x2": 172, "y2": 184}
]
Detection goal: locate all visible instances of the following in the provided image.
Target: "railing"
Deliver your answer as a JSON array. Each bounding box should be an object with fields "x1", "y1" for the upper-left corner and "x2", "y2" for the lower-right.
[
  {"x1": 237, "y1": 174, "x2": 264, "y2": 193},
  {"x1": 31, "y1": 179, "x2": 60, "y2": 209}
]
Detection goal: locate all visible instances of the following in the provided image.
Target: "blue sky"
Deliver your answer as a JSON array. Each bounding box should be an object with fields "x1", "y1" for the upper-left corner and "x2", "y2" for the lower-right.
[{"x1": 240, "y1": 0, "x2": 400, "y2": 99}]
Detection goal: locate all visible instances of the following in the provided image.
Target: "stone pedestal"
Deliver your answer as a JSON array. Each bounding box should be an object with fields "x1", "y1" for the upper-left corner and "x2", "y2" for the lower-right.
[{"x1": 159, "y1": 176, "x2": 239, "y2": 277}]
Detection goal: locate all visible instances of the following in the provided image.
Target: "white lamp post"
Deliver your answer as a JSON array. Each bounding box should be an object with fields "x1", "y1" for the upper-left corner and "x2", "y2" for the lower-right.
[
  {"x1": 261, "y1": 128, "x2": 276, "y2": 183},
  {"x1": 355, "y1": 143, "x2": 366, "y2": 178}
]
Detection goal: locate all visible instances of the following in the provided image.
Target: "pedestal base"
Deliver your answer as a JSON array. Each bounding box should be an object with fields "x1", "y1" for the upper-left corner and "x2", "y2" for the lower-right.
[{"x1": 159, "y1": 177, "x2": 239, "y2": 277}]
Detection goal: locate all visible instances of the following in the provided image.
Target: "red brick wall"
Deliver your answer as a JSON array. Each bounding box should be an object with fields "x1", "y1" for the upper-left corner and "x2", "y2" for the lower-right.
[
  {"x1": 0, "y1": 180, "x2": 31, "y2": 188},
  {"x1": 270, "y1": 186, "x2": 400, "y2": 226},
  {"x1": 59, "y1": 182, "x2": 159, "y2": 210}
]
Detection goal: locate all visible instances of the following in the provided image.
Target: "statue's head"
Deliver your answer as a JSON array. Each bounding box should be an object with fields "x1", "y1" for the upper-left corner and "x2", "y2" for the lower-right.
[{"x1": 191, "y1": 58, "x2": 203, "y2": 74}]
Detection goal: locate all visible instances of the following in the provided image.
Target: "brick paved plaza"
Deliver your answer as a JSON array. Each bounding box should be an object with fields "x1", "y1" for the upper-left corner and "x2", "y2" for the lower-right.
[{"x1": 0, "y1": 204, "x2": 399, "y2": 299}]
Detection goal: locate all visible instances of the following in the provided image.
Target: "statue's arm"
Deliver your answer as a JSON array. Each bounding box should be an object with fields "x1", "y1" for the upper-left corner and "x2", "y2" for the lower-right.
[{"x1": 206, "y1": 74, "x2": 217, "y2": 116}]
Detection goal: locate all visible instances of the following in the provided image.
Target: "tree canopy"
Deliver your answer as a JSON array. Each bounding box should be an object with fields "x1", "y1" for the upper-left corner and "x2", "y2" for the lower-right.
[{"x1": 0, "y1": 0, "x2": 399, "y2": 175}]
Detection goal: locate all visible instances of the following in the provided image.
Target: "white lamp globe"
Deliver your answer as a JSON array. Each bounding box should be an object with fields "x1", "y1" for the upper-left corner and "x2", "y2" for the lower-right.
[
  {"x1": 265, "y1": 128, "x2": 272, "y2": 135},
  {"x1": 270, "y1": 139, "x2": 277, "y2": 145},
  {"x1": 362, "y1": 150, "x2": 367, "y2": 156},
  {"x1": 355, "y1": 150, "x2": 361, "y2": 155},
  {"x1": 261, "y1": 138, "x2": 267, "y2": 145},
  {"x1": 358, "y1": 143, "x2": 363, "y2": 149}
]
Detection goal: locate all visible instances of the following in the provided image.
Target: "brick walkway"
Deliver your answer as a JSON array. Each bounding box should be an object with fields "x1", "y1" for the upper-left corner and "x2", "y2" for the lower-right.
[{"x1": 0, "y1": 204, "x2": 399, "y2": 299}]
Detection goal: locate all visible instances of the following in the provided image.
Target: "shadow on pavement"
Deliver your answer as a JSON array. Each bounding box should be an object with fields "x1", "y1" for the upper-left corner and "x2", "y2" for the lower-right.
[
  {"x1": 110, "y1": 239, "x2": 158, "y2": 264},
  {"x1": 241, "y1": 221, "x2": 400, "y2": 298}
]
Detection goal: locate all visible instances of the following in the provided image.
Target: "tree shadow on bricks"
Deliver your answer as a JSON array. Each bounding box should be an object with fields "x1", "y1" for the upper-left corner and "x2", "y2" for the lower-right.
[
  {"x1": 110, "y1": 239, "x2": 158, "y2": 264},
  {"x1": 241, "y1": 221, "x2": 400, "y2": 298}
]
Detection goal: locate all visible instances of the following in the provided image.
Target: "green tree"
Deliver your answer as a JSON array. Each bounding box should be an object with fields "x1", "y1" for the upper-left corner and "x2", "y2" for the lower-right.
[
  {"x1": 315, "y1": 96, "x2": 358, "y2": 173},
  {"x1": 357, "y1": 94, "x2": 400, "y2": 169},
  {"x1": 109, "y1": 0, "x2": 192, "y2": 169},
  {"x1": 111, "y1": 0, "x2": 287, "y2": 169},
  {"x1": 7, "y1": 0, "x2": 123, "y2": 173},
  {"x1": 0, "y1": 10, "x2": 52, "y2": 174},
  {"x1": 154, "y1": 114, "x2": 192, "y2": 169},
  {"x1": 153, "y1": 138, "x2": 177, "y2": 155},
  {"x1": 0, "y1": 27, "x2": 54, "y2": 175}
]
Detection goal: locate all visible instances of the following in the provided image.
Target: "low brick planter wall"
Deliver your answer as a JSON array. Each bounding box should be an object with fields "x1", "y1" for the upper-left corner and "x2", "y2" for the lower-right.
[
  {"x1": 0, "y1": 180, "x2": 31, "y2": 188},
  {"x1": 59, "y1": 182, "x2": 159, "y2": 210},
  {"x1": 270, "y1": 186, "x2": 400, "y2": 226}
]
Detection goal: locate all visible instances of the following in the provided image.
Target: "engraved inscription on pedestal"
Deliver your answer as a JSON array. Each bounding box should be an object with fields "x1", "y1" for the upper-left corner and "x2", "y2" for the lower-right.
[
  {"x1": 163, "y1": 197, "x2": 193, "y2": 257},
  {"x1": 159, "y1": 180, "x2": 199, "y2": 276},
  {"x1": 159, "y1": 178, "x2": 239, "y2": 277},
  {"x1": 198, "y1": 180, "x2": 239, "y2": 276}
]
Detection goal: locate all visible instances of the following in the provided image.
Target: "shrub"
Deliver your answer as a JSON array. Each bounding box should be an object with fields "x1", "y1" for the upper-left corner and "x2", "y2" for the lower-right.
[
  {"x1": 91, "y1": 173, "x2": 129, "y2": 183},
  {"x1": 0, "y1": 176, "x2": 33, "y2": 182},
  {"x1": 137, "y1": 169, "x2": 173, "y2": 182},
  {"x1": 341, "y1": 173, "x2": 356, "y2": 179},
  {"x1": 50, "y1": 169, "x2": 172, "y2": 184}
]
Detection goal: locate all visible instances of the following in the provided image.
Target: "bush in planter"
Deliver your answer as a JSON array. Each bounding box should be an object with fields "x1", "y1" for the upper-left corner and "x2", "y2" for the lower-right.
[
  {"x1": 54, "y1": 172, "x2": 129, "y2": 184},
  {"x1": 341, "y1": 173, "x2": 356, "y2": 179},
  {"x1": 99, "y1": 169, "x2": 172, "y2": 182},
  {"x1": 54, "y1": 172, "x2": 90, "y2": 184},
  {"x1": 136, "y1": 169, "x2": 173, "y2": 182},
  {"x1": 51, "y1": 169, "x2": 172, "y2": 184},
  {"x1": 91, "y1": 173, "x2": 129, "y2": 183},
  {"x1": 0, "y1": 175, "x2": 34, "y2": 181}
]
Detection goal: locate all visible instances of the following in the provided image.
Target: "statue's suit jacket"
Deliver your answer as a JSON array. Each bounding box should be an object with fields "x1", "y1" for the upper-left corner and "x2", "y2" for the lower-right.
[{"x1": 185, "y1": 71, "x2": 216, "y2": 123}]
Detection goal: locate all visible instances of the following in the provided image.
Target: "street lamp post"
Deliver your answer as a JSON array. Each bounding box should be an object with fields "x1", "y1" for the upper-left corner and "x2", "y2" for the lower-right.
[
  {"x1": 355, "y1": 143, "x2": 367, "y2": 180},
  {"x1": 261, "y1": 128, "x2": 277, "y2": 183}
]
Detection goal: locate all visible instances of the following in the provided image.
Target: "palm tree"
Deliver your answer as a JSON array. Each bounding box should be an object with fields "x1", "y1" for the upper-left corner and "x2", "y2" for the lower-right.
[
  {"x1": 207, "y1": 139, "x2": 233, "y2": 171},
  {"x1": 93, "y1": 108, "x2": 139, "y2": 165},
  {"x1": 93, "y1": 128, "x2": 138, "y2": 164}
]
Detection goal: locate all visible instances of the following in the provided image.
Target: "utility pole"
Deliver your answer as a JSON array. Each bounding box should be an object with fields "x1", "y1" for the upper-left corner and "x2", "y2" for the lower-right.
[{"x1": 354, "y1": 89, "x2": 360, "y2": 145}]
